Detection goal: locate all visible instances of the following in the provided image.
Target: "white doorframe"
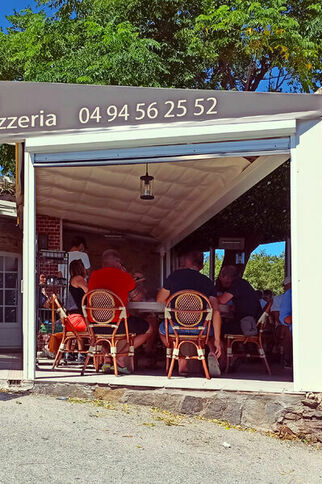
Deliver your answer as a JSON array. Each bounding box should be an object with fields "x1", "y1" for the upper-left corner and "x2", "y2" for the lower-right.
[{"x1": 22, "y1": 152, "x2": 36, "y2": 381}]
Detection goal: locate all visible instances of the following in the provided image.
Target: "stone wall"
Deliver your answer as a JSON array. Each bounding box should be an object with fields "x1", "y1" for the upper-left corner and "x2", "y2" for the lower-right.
[{"x1": 32, "y1": 383, "x2": 322, "y2": 444}]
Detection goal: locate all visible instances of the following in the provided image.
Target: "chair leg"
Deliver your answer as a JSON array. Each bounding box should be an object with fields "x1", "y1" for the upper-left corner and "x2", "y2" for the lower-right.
[
  {"x1": 81, "y1": 353, "x2": 91, "y2": 376},
  {"x1": 199, "y1": 347, "x2": 210, "y2": 380},
  {"x1": 129, "y1": 336, "x2": 135, "y2": 372},
  {"x1": 93, "y1": 355, "x2": 100, "y2": 373},
  {"x1": 167, "y1": 343, "x2": 177, "y2": 379},
  {"x1": 165, "y1": 347, "x2": 172, "y2": 373},
  {"x1": 130, "y1": 354, "x2": 135, "y2": 373},
  {"x1": 112, "y1": 355, "x2": 118, "y2": 376},
  {"x1": 225, "y1": 339, "x2": 233, "y2": 373},
  {"x1": 258, "y1": 344, "x2": 272, "y2": 375},
  {"x1": 52, "y1": 350, "x2": 62, "y2": 370}
]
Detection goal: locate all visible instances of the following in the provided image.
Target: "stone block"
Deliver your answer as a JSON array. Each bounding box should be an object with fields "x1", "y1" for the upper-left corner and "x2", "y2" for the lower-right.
[
  {"x1": 34, "y1": 383, "x2": 93, "y2": 399},
  {"x1": 180, "y1": 395, "x2": 206, "y2": 415},
  {"x1": 202, "y1": 393, "x2": 245, "y2": 425},
  {"x1": 94, "y1": 387, "x2": 125, "y2": 402},
  {"x1": 121, "y1": 389, "x2": 183, "y2": 413}
]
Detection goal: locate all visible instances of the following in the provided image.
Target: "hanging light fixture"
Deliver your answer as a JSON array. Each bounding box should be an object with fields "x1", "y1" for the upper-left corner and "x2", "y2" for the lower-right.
[{"x1": 140, "y1": 163, "x2": 154, "y2": 200}]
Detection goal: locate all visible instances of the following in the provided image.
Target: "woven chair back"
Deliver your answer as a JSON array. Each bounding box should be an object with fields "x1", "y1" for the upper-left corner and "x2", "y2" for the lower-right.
[
  {"x1": 166, "y1": 290, "x2": 212, "y2": 330},
  {"x1": 82, "y1": 289, "x2": 127, "y2": 327},
  {"x1": 52, "y1": 294, "x2": 67, "y2": 324},
  {"x1": 88, "y1": 290, "x2": 116, "y2": 323}
]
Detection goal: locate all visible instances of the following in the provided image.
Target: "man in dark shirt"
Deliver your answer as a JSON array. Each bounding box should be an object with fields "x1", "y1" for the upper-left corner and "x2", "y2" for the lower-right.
[
  {"x1": 217, "y1": 265, "x2": 262, "y2": 335},
  {"x1": 157, "y1": 251, "x2": 221, "y2": 371}
]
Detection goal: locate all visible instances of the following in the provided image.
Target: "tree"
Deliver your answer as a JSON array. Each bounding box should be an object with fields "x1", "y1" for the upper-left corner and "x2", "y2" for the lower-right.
[
  {"x1": 186, "y1": 0, "x2": 322, "y2": 92},
  {"x1": 243, "y1": 250, "x2": 285, "y2": 294},
  {"x1": 0, "y1": 0, "x2": 320, "y2": 174},
  {"x1": 2, "y1": 0, "x2": 321, "y2": 91},
  {"x1": 201, "y1": 252, "x2": 224, "y2": 279}
]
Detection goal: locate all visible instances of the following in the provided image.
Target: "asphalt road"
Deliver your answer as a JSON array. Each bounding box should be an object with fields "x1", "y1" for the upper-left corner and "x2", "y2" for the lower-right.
[{"x1": 0, "y1": 392, "x2": 321, "y2": 484}]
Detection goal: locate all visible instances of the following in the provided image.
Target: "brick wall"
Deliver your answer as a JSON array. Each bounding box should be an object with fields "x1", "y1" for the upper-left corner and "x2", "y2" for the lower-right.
[
  {"x1": 0, "y1": 216, "x2": 22, "y2": 254},
  {"x1": 36, "y1": 215, "x2": 62, "y2": 277},
  {"x1": 36, "y1": 215, "x2": 62, "y2": 251}
]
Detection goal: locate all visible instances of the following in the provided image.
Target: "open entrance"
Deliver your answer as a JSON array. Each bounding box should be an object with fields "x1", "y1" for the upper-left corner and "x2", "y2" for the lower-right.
[{"x1": 33, "y1": 146, "x2": 292, "y2": 391}]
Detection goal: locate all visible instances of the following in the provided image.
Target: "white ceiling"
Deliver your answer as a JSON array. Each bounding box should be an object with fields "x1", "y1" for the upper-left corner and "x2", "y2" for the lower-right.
[{"x1": 35, "y1": 154, "x2": 288, "y2": 247}]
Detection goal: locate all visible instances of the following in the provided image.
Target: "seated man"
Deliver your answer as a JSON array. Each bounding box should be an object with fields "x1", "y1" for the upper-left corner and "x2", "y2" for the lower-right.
[
  {"x1": 217, "y1": 265, "x2": 262, "y2": 336},
  {"x1": 279, "y1": 276, "x2": 292, "y2": 368},
  {"x1": 157, "y1": 250, "x2": 221, "y2": 374},
  {"x1": 88, "y1": 249, "x2": 152, "y2": 373}
]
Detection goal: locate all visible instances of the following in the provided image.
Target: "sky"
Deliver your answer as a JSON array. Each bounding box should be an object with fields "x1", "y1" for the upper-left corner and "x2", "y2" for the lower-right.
[
  {"x1": 214, "y1": 241, "x2": 285, "y2": 260},
  {"x1": 0, "y1": 1, "x2": 47, "y2": 30}
]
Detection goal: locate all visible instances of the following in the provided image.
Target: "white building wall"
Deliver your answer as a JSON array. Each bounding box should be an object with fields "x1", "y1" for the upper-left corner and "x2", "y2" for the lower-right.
[{"x1": 291, "y1": 119, "x2": 322, "y2": 392}]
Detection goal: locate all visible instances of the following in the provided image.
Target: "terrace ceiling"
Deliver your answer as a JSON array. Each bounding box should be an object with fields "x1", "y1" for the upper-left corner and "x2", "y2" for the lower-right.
[{"x1": 36, "y1": 153, "x2": 289, "y2": 248}]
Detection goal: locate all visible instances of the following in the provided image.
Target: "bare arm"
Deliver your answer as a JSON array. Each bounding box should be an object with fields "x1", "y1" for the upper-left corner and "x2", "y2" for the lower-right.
[
  {"x1": 157, "y1": 288, "x2": 170, "y2": 303},
  {"x1": 71, "y1": 275, "x2": 88, "y2": 293},
  {"x1": 209, "y1": 296, "x2": 222, "y2": 358},
  {"x1": 217, "y1": 292, "x2": 233, "y2": 305},
  {"x1": 284, "y1": 315, "x2": 292, "y2": 325}
]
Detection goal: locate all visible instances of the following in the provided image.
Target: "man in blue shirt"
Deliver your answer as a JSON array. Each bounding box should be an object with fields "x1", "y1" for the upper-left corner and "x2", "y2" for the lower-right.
[{"x1": 279, "y1": 276, "x2": 292, "y2": 368}]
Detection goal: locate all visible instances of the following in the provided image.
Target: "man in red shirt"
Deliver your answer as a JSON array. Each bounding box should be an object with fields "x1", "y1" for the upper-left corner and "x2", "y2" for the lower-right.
[{"x1": 88, "y1": 249, "x2": 152, "y2": 373}]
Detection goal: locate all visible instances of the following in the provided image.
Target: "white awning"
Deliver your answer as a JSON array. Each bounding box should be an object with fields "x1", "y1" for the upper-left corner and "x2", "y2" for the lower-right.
[{"x1": 36, "y1": 152, "x2": 289, "y2": 248}]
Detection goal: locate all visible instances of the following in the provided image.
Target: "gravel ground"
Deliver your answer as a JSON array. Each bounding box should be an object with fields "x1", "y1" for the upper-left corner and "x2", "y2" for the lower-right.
[{"x1": 0, "y1": 392, "x2": 321, "y2": 484}]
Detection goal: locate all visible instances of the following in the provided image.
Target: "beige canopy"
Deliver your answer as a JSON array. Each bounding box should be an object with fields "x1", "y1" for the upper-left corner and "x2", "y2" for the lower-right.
[{"x1": 36, "y1": 153, "x2": 289, "y2": 248}]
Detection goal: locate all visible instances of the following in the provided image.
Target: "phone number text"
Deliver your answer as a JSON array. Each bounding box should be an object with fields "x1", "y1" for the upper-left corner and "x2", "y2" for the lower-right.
[{"x1": 78, "y1": 97, "x2": 218, "y2": 125}]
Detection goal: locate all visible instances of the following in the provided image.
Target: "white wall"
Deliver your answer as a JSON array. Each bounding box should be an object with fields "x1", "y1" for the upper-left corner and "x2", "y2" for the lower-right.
[{"x1": 291, "y1": 118, "x2": 322, "y2": 392}]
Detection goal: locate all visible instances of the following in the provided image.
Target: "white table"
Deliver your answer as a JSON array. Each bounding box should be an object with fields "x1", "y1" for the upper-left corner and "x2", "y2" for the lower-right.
[{"x1": 127, "y1": 301, "x2": 165, "y2": 313}]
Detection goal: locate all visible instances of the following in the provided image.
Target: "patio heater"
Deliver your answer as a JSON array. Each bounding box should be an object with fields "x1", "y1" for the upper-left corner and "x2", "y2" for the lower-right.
[{"x1": 140, "y1": 163, "x2": 154, "y2": 200}]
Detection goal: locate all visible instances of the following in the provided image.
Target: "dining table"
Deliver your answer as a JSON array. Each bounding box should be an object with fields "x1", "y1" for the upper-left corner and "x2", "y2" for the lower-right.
[{"x1": 127, "y1": 301, "x2": 165, "y2": 313}]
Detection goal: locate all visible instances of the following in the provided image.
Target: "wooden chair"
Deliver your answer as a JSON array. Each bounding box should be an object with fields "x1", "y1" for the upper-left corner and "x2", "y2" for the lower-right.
[
  {"x1": 164, "y1": 290, "x2": 213, "y2": 380},
  {"x1": 80, "y1": 289, "x2": 135, "y2": 377},
  {"x1": 224, "y1": 301, "x2": 273, "y2": 375},
  {"x1": 51, "y1": 294, "x2": 90, "y2": 370}
]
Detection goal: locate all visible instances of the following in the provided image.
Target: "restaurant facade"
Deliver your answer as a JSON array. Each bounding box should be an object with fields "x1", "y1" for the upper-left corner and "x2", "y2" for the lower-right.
[{"x1": 0, "y1": 81, "x2": 321, "y2": 392}]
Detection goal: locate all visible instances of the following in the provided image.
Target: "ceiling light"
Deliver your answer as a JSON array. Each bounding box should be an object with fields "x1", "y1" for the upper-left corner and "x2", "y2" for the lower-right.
[{"x1": 140, "y1": 163, "x2": 154, "y2": 200}]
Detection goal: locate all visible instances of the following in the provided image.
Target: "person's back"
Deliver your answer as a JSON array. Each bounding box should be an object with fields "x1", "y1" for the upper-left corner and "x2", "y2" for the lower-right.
[
  {"x1": 86, "y1": 249, "x2": 151, "y2": 374},
  {"x1": 164, "y1": 267, "x2": 216, "y2": 299},
  {"x1": 88, "y1": 266, "x2": 135, "y2": 306},
  {"x1": 218, "y1": 265, "x2": 261, "y2": 336},
  {"x1": 229, "y1": 277, "x2": 262, "y2": 321}
]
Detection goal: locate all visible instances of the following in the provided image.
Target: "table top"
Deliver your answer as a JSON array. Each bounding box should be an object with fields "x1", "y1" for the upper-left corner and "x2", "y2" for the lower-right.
[{"x1": 127, "y1": 301, "x2": 165, "y2": 313}]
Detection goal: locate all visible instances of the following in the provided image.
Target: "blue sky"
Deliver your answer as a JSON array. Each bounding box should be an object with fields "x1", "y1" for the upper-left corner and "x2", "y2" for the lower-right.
[
  {"x1": 214, "y1": 241, "x2": 285, "y2": 259},
  {"x1": 0, "y1": 1, "x2": 46, "y2": 30}
]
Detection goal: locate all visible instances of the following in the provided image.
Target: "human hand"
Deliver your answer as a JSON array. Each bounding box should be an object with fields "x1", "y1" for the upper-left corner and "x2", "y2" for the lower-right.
[{"x1": 212, "y1": 340, "x2": 221, "y2": 359}]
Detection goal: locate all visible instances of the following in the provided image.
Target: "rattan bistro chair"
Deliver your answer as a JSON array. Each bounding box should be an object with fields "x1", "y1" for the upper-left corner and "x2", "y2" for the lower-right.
[
  {"x1": 81, "y1": 289, "x2": 135, "y2": 377},
  {"x1": 164, "y1": 290, "x2": 213, "y2": 380},
  {"x1": 224, "y1": 301, "x2": 273, "y2": 375},
  {"x1": 51, "y1": 294, "x2": 90, "y2": 370}
]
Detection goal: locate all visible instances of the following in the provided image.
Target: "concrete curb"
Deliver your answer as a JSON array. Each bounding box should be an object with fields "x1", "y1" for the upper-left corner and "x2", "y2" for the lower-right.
[{"x1": 21, "y1": 381, "x2": 322, "y2": 444}]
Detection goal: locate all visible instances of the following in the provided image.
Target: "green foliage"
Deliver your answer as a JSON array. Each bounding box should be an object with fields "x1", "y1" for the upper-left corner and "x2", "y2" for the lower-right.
[
  {"x1": 1, "y1": 0, "x2": 320, "y2": 91},
  {"x1": 202, "y1": 250, "x2": 285, "y2": 294},
  {"x1": 187, "y1": 0, "x2": 321, "y2": 91},
  {"x1": 243, "y1": 250, "x2": 285, "y2": 294},
  {"x1": 178, "y1": 161, "x2": 290, "y2": 251},
  {"x1": 2, "y1": 7, "x2": 164, "y2": 86},
  {"x1": 0, "y1": 144, "x2": 15, "y2": 175},
  {"x1": 201, "y1": 253, "x2": 224, "y2": 279}
]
